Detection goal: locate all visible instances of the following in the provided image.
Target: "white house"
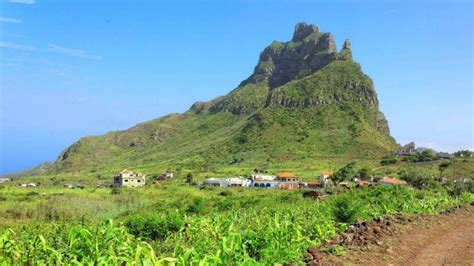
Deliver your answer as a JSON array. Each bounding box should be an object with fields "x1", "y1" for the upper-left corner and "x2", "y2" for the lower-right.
[
  {"x1": 202, "y1": 177, "x2": 251, "y2": 187},
  {"x1": 0, "y1": 177, "x2": 10, "y2": 183}
]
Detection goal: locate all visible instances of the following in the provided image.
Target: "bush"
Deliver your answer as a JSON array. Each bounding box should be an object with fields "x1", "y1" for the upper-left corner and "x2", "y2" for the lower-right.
[
  {"x1": 332, "y1": 194, "x2": 364, "y2": 224},
  {"x1": 186, "y1": 197, "x2": 204, "y2": 214},
  {"x1": 125, "y1": 212, "x2": 184, "y2": 240},
  {"x1": 398, "y1": 169, "x2": 435, "y2": 189},
  {"x1": 380, "y1": 155, "x2": 397, "y2": 165},
  {"x1": 111, "y1": 188, "x2": 121, "y2": 195}
]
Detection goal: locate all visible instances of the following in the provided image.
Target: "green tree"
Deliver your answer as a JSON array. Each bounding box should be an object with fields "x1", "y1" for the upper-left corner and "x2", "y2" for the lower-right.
[
  {"x1": 380, "y1": 154, "x2": 397, "y2": 165},
  {"x1": 331, "y1": 161, "x2": 357, "y2": 183},
  {"x1": 419, "y1": 149, "x2": 437, "y2": 162},
  {"x1": 438, "y1": 161, "x2": 452, "y2": 175},
  {"x1": 358, "y1": 167, "x2": 371, "y2": 179}
]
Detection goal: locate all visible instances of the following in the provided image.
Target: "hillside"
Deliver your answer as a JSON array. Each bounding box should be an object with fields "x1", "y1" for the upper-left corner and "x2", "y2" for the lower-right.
[{"x1": 51, "y1": 23, "x2": 397, "y2": 175}]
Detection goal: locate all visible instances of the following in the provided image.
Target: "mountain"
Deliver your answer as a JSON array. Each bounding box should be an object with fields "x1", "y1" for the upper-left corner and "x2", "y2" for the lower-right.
[{"x1": 51, "y1": 23, "x2": 396, "y2": 174}]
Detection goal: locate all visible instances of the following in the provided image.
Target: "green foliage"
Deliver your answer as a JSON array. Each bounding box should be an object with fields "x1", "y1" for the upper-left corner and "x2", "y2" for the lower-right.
[
  {"x1": 332, "y1": 161, "x2": 357, "y2": 183},
  {"x1": 398, "y1": 169, "x2": 436, "y2": 189},
  {"x1": 332, "y1": 194, "x2": 364, "y2": 224},
  {"x1": 358, "y1": 167, "x2": 371, "y2": 179},
  {"x1": 2, "y1": 185, "x2": 471, "y2": 265},
  {"x1": 125, "y1": 212, "x2": 184, "y2": 240},
  {"x1": 380, "y1": 154, "x2": 397, "y2": 165},
  {"x1": 186, "y1": 197, "x2": 205, "y2": 214},
  {"x1": 439, "y1": 161, "x2": 452, "y2": 174}
]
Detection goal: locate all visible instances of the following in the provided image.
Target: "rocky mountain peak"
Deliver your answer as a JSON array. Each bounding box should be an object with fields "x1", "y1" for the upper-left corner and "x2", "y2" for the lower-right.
[
  {"x1": 244, "y1": 22, "x2": 351, "y2": 88},
  {"x1": 292, "y1": 22, "x2": 320, "y2": 41}
]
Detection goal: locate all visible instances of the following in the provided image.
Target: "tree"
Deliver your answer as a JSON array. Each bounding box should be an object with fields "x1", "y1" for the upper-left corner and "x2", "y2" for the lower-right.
[
  {"x1": 331, "y1": 161, "x2": 357, "y2": 183},
  {"x1": 398, "y1": 169, "x2": 435, "y2": 189},
  {"x1": 380, "y1": 154, "x2": 397, "y2": 165},
  {"x1": 438, "y1": 161, "x2": 452, "y2": 175},
  {"x1": 358, "y1": 167, "x2": 371, "y2": 179},
  {"x1": 186, "y1": 173, "x2": 194, "y2": 184},
  {"x1": 419, "y1": 149, "x2": 437, "y2": 162}
]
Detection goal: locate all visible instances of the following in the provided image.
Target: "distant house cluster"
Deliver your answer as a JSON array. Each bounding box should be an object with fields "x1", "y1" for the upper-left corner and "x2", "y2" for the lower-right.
[{"x1": 199, "y1": 170, "x2": 407, "y2": 190}]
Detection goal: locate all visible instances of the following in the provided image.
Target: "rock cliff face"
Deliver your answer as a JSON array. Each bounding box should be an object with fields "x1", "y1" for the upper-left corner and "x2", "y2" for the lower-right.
[
  {"x1": 52, "y1": 23, "x2": 396, "y2": 173},
  {"x1": 245, "y1": 22, "x2": 351, "y2": 88}
]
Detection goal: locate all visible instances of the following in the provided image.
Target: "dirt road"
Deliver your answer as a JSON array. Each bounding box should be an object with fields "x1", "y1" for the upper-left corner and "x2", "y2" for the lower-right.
[{"x1": 326, "y1": 204, "x2": 474, "y2": 265}]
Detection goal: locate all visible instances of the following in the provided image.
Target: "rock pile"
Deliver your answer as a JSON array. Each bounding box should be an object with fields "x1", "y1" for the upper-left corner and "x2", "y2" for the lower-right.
[{"x1": 303, "y1": 214, "x2": 415, "y2": 265}]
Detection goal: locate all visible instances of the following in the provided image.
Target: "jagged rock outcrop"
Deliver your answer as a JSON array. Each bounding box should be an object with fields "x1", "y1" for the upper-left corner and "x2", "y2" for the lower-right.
[{"x1": 244, "y1": 22, "x2": 351, "y2": 89}]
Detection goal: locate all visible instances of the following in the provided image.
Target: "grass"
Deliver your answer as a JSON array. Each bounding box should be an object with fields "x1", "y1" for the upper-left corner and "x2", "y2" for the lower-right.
[{"x1": 1, "y1": 181, "x2": 472, "y2": 264}]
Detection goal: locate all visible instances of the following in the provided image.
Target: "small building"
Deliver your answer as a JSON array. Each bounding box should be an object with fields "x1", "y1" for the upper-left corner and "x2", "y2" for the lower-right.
[
  {"x1": 306, "y1": 180, "x2": 322, "y2": 189},
  {"x1": 378, "y1": 177, "x2": 407, "y2": 186},
  {"x1": 113, "y1": 169, "x2": 146, "y2": 188},
  {"x1": 398, "y1": 142, "x2": 416, "y2": 155},
  {"x1": 276, "y1": 172, "x2": 299, "y2": 182},
  {"x1": 320, "y1": 171, "x2": 334, "y2": 188},
  {"x1": 0, "y1": 177, "x2": 10, "y2": 183},
  {"x1": 202, "y1": 177, "x2": 251, "y2": 187}
]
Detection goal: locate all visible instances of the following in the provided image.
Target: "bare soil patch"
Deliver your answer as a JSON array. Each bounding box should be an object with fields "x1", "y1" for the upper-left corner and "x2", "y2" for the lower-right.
[{"x1": 305, "y1": 204, "x2": 474, "y2": 265}]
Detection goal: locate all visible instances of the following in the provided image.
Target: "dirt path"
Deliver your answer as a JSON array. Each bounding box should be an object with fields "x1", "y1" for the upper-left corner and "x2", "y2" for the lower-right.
[{"x1": 325, "y1": 204, "x2": 474, "y2": 265}]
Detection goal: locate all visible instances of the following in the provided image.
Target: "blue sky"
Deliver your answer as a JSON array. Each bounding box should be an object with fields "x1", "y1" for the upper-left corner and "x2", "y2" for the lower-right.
[{"x1": 0, "y1": 0, "x2": 472, "y2": 175}]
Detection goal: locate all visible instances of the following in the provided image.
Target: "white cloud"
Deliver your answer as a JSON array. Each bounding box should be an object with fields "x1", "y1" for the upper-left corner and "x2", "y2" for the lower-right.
[
  {"x1": 0, "y1": 41, "x2": 101, "y2": 60},
  {"x1": 0, "y1": 17, "x2": 23, "y2": 24},
  {"x1": 9, "y1": 0, "x2": 35, "y2": 4},
  {"x1": 0, "y1": 41, "x2": 38, "y2": 51},
  {"x1": 47, "y1": 44, "x2": 101, "y2": 60}
]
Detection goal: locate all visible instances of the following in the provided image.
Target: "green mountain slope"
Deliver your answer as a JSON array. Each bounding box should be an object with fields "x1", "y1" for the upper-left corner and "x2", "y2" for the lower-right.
[{"x1": 51, "y1": 23, "x2": 396, "y2": 174}]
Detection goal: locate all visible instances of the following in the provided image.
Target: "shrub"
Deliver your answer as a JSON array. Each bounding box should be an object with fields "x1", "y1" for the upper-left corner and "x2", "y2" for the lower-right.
[
  {"x1": 111, "y1": 188, "x2": 121, "y2": 195},
  {"x1": 219, "y1": 190, "x2": 233, "y2": 197},
  {"x1": 125, "y1": 212, "x2": 184, "y2": 240},
  {"x1": 398, "y1": 169, "x2": 435, "y2": 189},
  {"x1": 380, "y1": 155, "x2": 397, "y2": 165},
  {"x1": 332, "y1": 194, "x2": 364, "y2": 224},
  {"x1": 186, "y1": 197, "x2": 204, "y2": 214}
]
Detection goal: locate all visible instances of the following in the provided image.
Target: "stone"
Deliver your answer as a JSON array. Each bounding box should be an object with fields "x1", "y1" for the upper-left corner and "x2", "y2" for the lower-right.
[
  {"x1": 343, "y1": 39, "x2": 351, "y2": 50},
  {"x1": 307, "y1": 246, "x2": 320, "y2": 256},
  {"x1": 293, "y1": 22, "x2": 320, "y2": 41},
  {"x1": 303, "y1": 252, "x2": 314, "y2": 262}
]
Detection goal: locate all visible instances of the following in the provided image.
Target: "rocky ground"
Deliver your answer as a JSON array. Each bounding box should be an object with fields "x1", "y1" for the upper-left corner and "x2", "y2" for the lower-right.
[{"x1": 304, "y1": 203, "x2": 474, "y2": 265}]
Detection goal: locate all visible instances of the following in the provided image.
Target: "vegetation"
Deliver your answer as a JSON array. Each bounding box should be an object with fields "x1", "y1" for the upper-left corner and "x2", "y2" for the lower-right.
[{"x1": 0, "y1": 183, "x2": 472, "y2": 264}]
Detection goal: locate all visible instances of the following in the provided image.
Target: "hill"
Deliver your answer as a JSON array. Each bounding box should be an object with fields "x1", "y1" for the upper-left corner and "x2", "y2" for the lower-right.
[{"x1": 51, "y1": 23, "x2": 397, "y2": 175}]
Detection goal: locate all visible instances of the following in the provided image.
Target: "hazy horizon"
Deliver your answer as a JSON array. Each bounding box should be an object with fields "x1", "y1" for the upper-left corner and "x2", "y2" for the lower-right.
[{"x1": 1, "y1": 0, "x2": 473, "y2": 175}]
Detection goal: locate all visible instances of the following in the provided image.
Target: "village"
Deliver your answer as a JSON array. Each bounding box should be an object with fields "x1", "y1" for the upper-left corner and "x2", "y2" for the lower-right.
[
  {"x1": 4, "y1": 143, "x2": 471, "y2": 190},
  {"x1": 109, "y1": 168, "x2": 407, "y2": 189}
]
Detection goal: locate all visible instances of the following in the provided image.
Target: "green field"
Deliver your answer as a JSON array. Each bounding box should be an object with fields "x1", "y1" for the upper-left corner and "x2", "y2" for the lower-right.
[{"x1": 1, "y1": 171, "x2": 473, "y2": 264}]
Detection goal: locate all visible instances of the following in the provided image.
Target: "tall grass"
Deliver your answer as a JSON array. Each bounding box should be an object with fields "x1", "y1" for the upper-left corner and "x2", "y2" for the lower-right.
[{"x1": 1, "y1": 185, "x2": 472, "y2": 264}]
